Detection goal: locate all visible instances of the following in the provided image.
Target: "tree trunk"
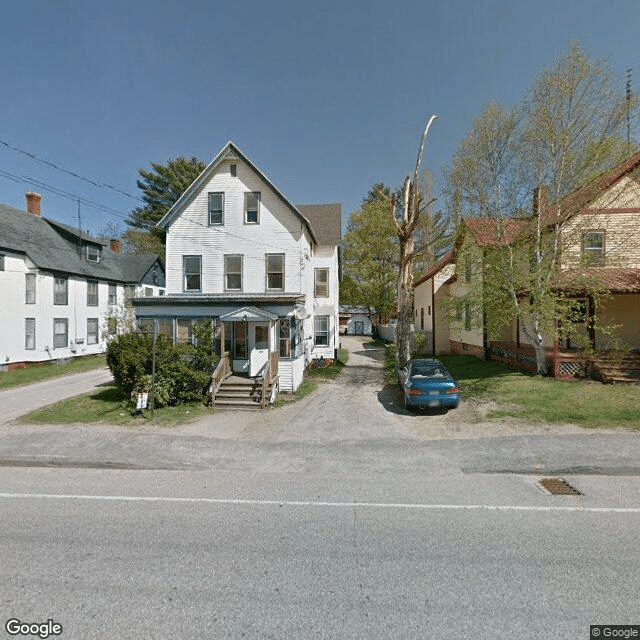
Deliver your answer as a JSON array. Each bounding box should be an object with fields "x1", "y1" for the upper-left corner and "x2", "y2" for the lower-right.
[{"x1": 396, "y1": 228, "x2": 414, "y2": 367}]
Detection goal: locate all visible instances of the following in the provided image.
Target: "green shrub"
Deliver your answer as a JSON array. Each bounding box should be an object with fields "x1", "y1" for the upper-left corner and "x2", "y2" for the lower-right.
[{"x1": 106, "y1": 321, "x2": 219, "y2": 407}]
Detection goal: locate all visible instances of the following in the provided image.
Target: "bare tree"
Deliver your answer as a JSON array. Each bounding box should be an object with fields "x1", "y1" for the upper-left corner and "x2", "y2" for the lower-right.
[{"x1": 382, "y1": 115, "x2": 442, "y2": 366}]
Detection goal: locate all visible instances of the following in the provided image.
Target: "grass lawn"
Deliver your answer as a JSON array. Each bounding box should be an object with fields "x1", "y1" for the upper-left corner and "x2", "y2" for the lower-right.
[
  {"x1": 20, "y1": 383, "x2": 208, "y2": 426},
  {"x1": 0, "y1": 355, "x2": 107, "y2": 390},
  {"x1": 385, "y1": 346, "x2": 640, "y2": 429}
]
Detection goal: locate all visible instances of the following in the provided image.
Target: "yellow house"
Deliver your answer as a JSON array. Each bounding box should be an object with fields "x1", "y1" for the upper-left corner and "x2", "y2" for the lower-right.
[{"x1": 415, "y1": 152, "x2": 640, "y2": 379}]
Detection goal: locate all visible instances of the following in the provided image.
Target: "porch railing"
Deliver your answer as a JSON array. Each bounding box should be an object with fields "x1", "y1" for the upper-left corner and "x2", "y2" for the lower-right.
[
  {"x1": 261, "y1": 351, "x2": 279, "y2": 409},
  {"x1": 211, "y1": 351, "x2": 232, "y2": 407}
]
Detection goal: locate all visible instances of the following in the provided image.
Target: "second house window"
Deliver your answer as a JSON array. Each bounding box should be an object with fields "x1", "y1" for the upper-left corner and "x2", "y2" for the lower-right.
[
  {"x1": 225, "y1": 255, "x2": 243, "y2": 290},
  {"x1": 208, "y1": 192, "x2": 224, "y2": 226},
  {"x1": 314, "y1": 268, "x2": 329, "y2": 297},
  {"x1": 244, "y1": 192, "x2": 260, "y2": 224},
  {"x1": 266, "y1": 254, "x2": 284, "y2": 291},
  {"x1": 87, "y1": 280, "x2": 98, "y2": 306},
  {"x1": 183, "y1": 256, "x2": 202, "y2": 291}
]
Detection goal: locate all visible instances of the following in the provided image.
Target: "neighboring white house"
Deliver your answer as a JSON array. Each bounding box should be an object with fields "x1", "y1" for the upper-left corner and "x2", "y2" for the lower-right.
[
  {"x1": 132, "y1": 141, "x2": 342, "y2": 393},
  {"x1": 0, "y1": 192, "x2": 165, "y2": 370}
]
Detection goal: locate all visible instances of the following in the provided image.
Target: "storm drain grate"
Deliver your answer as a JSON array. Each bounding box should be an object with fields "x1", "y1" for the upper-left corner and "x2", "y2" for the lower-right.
[{"x1": 538, "y1": 477, "x2": 583, "y2": 496}]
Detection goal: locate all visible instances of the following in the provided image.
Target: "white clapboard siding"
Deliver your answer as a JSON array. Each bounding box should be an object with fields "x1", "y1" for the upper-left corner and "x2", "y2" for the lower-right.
[{"x1": 166, "y1": 160, "x2": 313, "y2": 294}]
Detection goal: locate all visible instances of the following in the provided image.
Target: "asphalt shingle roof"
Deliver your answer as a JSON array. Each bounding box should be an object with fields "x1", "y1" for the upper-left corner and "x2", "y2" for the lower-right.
[
  {"x1": 296, "y1": 203, "x2": 342, "y2": 246},
  {"x1": 0, "y1": 203, "x2": 161, "y2": 283}
]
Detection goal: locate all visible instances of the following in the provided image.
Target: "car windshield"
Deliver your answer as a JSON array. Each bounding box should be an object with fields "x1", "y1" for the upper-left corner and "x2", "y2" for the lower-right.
[{"x1": 410, "y1": 363, "x2": 448, "y2": 378}]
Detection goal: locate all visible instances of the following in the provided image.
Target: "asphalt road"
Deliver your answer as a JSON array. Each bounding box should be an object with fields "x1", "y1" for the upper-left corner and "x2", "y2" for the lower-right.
[{"x1": 0, "y1": 337, "x2": 639, "y2": 639}]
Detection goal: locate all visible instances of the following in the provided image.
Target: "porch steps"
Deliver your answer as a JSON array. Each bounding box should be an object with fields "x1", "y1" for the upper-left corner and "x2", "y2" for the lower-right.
[
  {"x1": 590, "y1": 353, "x2": 640, "y2": 384},
  {"x1": 213, "y1": 376, "x2": 276, "y2": 410}
]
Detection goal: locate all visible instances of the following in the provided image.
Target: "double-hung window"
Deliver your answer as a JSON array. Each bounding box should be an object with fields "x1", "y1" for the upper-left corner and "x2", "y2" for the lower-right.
[
  {"x1": 208, "y1": 192, "x2": 224, "y2": 226},
  {"x1": 54, "y1": 277, "x2": 68, "y2": 305},
  {"x1": 314, "y1": 316, "x2": 329, "y2": 347},
  {"x1": 87, "y1": 280, "x2": 98, "y2": 306},
  {"x1": 87, "y1": 318, "x2": 99, "y2": 345},
  {"x1": 266, "y1": 254, "x2": 285, "y2": 291},
  {"x1": 25, "y1": 274, "x2": 36, "y2": 304},
  {"x1": 314, "y1": 268, "x2": 329, "y2": 298},
  {"x1": 583, "y1": 231, "x2": 605, "y2": 266},
  {"x1": 86, "y1": 244, "x2": 100, "y2": 263},
  {"x1": 225, "y1": 255, "x2": 243, "y2": 290},
  {"x1": 53, "y1": 318, "x2": 68, "y2": 348},
  {"x1": 244, "y1": 192, "x2": 260, "y2": 224},
  {"x1": 25, "y1": 318, "x2": 36, "y2": 350},
  {"x1": 108, "y1": 283, "x2": 117, "y2": 304},
  {"x1": 183, "y1": 255, "x2": 202, "y2": 291},
  {"x1": 279, "y1": 317, "x2": 291, "y2": 358}
]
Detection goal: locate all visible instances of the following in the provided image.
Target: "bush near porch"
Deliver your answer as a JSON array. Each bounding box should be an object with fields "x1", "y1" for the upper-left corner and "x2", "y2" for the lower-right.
[{"x1": 106, "y1": 322, "x2": 219, "y2": 408}]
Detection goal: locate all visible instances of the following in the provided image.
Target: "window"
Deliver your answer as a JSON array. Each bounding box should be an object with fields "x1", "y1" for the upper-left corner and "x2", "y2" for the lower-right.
[
  {"x1": 420, "y1": 308, "x2": 424, "y2": 330},
  {"x1": 87, "y1": 318, "x2": 99, "y2": 345},
  {"x1": 86, "y1": 244, "x2": 100, "y2": 262},
  {"x1": 0, "y1": 254, "x2": 4, "y2": 270},
  {"x1": 107, "y1": 317, "x2": 118, "y2": 335},
  {"x1": 314, "y1": 268, "x2": 329, "y2": 298},
  {"x1": 233, "y1": 322, "x2": 247, "y2": 358},
  {"x1": 124, "y1": 284, "x2": 135, "y2": 307},
  {"x1": 54, "y1": 277, "x2": 68, "y2": 305},
  {"x1": 315, "y1": 316, "x2": 329, "y2": 347},
  {"x1": 208, "y1": 192, "x2": 224, "y2": 226},
  {"x1": 230, "y1": 164, "x2": 237, "y2": 177},
  {"x1": 583, "y1": 231, "x2": 605, "y2": 266},
  {"x1": 108, "y1": 283, "x2": 117, "y2": 304},
  {"x1": 464, "y1": 301, "x2": 472, "y2": 331},
  {"x1": 87, "y1": 280, "x2": 98, "y2": 306},
  {"x1": 266, "y1": 254, "x2": 285, "y2": 291},
  {"x1": 183, "y1": 255, "x2": 202, "y2": 291},
  {"x1": 157, "y1": 318, "x2": 174, "y2": 341},
  {"x1": 244, "y1": 192, "x2": 260, "y2": 224},
  {"x1": 145, "y1": 287, "x2": 153, "y2": 297},
  {"x1": 279, "y1": 317, "x2": 291, "y2": 358},
  {"x1": 25, "y1": 274, "x2": 36, "y2": 304},
  {"x1": 176, "y1": 319, "x2": 194, "y2": 344},
  {"x1": 25, "y1": 318, "x2": 35, "y2": 350},
  {"x1": 225, "y1": 255, "x2": 243, "y2": 290},
  {"x1": 53, "y1": 318, "x2": 68, "y2": 348}
]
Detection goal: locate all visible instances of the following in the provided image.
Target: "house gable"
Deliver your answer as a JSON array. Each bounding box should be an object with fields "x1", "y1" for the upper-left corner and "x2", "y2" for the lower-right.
[{"x1": 158, "y1": 141, "x2": 317, "y2": 244}]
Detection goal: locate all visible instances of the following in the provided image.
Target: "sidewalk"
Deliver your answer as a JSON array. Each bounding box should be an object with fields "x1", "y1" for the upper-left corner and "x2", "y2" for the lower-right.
[{"x1": 0, "y1": 367, "x2": 113, "y2": 424}]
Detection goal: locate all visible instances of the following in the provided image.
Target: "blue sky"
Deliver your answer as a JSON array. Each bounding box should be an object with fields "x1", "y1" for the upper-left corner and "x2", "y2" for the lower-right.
[{"x1": 1, "y1": 0, "x2": 638, "y2": 238}]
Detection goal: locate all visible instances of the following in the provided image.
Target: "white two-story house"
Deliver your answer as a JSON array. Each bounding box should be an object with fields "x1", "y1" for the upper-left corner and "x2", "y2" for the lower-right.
[
  {"x1": 133, "y1": 142, "x2": 341, "y2": 393},
  {"x1": 0, "y1": 192, "x2": 165, "y2": 370}
]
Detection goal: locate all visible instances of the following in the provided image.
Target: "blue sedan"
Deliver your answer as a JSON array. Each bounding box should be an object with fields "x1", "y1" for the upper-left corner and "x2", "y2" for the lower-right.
[{"x1": 398, "y1": 359, "x2": 461, "y2": 411}]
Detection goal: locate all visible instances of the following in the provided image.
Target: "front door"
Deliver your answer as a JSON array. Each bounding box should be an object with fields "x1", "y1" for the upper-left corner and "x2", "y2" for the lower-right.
[
  {"x1": 249, "y1": 323, "x2": 270, "y2": 377},
  {"x1": 355, "y1": 321, "x2": 365, "y2": 335}
]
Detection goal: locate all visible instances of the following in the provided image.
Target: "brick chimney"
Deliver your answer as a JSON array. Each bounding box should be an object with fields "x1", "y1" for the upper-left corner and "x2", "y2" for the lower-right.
[
  {"x1": 532, "y1": 185, "x2": 548, "y2": 216},
  {"x1": 110, "y1": 238, "x2": 122, "y2": 254},
  {"x1": 25, "y1": 191, "x2": 42, "y2": 216}
]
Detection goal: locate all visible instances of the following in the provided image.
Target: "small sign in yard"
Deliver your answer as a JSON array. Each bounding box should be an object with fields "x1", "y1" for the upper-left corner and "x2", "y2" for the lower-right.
[{"x1": 136, "y1": 392, "x2": 149, "y2": 411}]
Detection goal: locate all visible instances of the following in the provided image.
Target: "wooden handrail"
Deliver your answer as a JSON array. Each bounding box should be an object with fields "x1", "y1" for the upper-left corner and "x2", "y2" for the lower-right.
[
  {"x1": 261, "y1": 351, "x2": 279, "y2": 408},
  {"x1": 211, "y1": 351, "x2": 232, "y2": 407}
]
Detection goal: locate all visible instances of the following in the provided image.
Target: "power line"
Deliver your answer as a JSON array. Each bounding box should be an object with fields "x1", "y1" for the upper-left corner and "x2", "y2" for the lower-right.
[{"x1": 0, "y1": 137, "x2": 142, "y2": 202}]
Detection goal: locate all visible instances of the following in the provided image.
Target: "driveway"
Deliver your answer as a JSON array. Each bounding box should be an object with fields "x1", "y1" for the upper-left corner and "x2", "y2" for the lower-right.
[
  {"x1": 0, "y1": 366, "x2": 113, "y2": 424},
  {"x1": 1, "y1": 337, "x2": 640, "y2": 476}
]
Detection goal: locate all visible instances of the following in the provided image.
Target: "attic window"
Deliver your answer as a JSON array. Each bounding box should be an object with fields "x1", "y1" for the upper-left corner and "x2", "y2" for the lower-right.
[
  {"x1": 583, "y1": 231, "x2": 605, "y2": 266},
  {"x1": 86, "y1": 244, "x2": 101, "y2": 263},
  {"x1": 244, "y1": 192, "x2": 260, "y2": 224},
  {"x1": 230, "y1": 164, "x2": 237, "y2": 177}
]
